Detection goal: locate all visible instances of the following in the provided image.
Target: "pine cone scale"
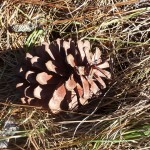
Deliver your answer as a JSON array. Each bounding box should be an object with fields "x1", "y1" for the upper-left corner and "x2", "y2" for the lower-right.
[
  {"x1": 24, "y1": 86, "x2": 35, "y2": 98},
  {"x1": 98, "y1": 61, "x2": 110, "y2": 68},
  {"x1": 77, "y1": 41, "x2": 84, "y2": 55},
  {"x1": 30, "y1": 56, "x2": 46, "y2": 71},
  {"x1": 34, "y1": 85, "x2": 55, "y2": 100},
  {"x1": 66, "y1": 54, "x2": 76, "y2": 67},
  {"x1": 94, "y1": 74, "x2": 106, "y2": 89},
  {"x1": 88, "y1": 79, "x2": 99, "y2": 94},
  {"x1": 80, "y1": 76, "x2": 90, "y2": 99},
  {"x1": 26, "y1": 52, "x2": 33, "y2": 60},
  {"x1": 36, "y1": 72, "x2": 61, "y2": 85},
  {"x1": 49, "y1": 83, "x2": 66, "y2": 113},
  {"x1": 33, "y1": 86, "x2": 42, "y2": 99},
  {"x1": 36, "y1": 72, "x2": 51, "y2": 85},
  {"x1": 65, "y1": 74, "x2": 76, "y2": 91},
  {"x1": 75, "y1": 83, "x2": 83, "y2": 98},
  {"x1": 25, "y1": 71, "x2": 37, "y2": 83},
  {"x1": 92, "y1": 47, "x2": 102, "y2": 64}
]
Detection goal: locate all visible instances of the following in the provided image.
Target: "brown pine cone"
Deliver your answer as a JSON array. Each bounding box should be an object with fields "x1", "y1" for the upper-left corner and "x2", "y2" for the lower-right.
[{"x1": 16, "y1": 39, "x2": 111, "y2": 114}]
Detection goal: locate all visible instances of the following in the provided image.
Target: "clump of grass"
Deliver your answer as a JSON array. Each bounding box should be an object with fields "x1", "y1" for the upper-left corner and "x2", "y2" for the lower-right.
[{"x1": 0, "y1": 0, "x2": 150, "y2": 149}]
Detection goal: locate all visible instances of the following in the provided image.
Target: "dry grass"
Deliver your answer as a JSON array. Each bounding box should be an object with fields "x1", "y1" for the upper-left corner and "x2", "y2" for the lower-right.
[{"x1": 0, "y1": 0, "x2": 150, "y2": 149}]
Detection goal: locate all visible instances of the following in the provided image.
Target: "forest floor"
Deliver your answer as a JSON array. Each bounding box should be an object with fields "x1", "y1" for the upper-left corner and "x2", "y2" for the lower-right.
[{"x1": 0, "y1": 0, "x2": 150, "y2": 149}]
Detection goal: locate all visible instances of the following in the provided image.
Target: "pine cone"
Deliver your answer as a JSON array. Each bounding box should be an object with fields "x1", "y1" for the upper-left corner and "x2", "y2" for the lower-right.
[{"x1": 16, "y1": 39, "x2": 111, "y2": 113}]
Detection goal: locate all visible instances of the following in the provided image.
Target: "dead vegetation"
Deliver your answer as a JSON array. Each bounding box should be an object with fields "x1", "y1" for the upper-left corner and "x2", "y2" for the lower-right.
[{"x1": 0, "y1": 0, "x2": 150, "y2": 149}]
